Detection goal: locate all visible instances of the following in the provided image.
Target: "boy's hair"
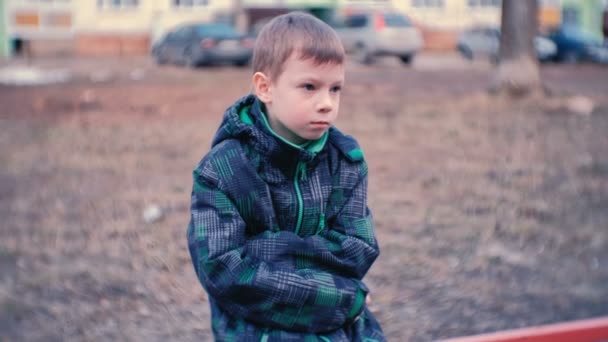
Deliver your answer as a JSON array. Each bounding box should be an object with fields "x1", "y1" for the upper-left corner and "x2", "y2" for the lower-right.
[{"x1": 252, "y1": 11, "x2": 345, "y2": 80}]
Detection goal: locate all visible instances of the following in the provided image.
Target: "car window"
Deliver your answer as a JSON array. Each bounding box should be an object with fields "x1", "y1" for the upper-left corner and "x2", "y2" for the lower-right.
[
  {"x1": 165, "y1": 32, "x2": 177, "y2": 41},
  {"x1": 345, "y1": 15, "x2": 368, "y2": 28},
  {"x1": 195, "y1": 24, "x2": 238, "y2": 37},
  {"x1": 383, "y1": 14, "x2": 412, "y2": 27},
  {"x1": 173, "y1": 26, "x2": 193, "y2": 40}
]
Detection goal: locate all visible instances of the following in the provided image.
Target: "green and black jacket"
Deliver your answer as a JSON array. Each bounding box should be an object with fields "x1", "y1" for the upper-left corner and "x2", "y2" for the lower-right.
[{"x1": 187, "y1": 95, "x2": 384, "y2": 341}]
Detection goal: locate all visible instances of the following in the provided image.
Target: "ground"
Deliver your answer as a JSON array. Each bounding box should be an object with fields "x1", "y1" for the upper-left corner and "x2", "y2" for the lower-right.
[{"x1": 1, "y1": 55, "x2": 607, "y2": 341}]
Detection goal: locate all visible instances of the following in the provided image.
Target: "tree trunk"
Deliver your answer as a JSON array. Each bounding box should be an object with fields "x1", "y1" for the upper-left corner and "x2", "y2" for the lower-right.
[{"x1": 493, "y1": 0, "x2": 542, "y2": 97}]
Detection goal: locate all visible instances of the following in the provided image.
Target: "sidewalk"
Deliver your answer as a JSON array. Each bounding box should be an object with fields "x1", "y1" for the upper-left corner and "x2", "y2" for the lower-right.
[{"x1": 0, "y1": 56, "x2": 155, "y2": 85}]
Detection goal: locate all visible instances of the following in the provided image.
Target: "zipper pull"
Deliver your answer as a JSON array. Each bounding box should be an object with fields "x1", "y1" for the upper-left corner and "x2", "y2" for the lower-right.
[
  {"x1": 315, "y1": 213, "x2": 325, "y2": 235},
  {"x1": 298, "y1": 163, "x2": 307, "y2": 181}
]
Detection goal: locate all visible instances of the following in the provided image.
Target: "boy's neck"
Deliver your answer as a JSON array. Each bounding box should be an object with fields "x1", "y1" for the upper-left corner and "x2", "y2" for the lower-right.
[{"x1": 256, "y1": 100, "x2": 327, "y2": 153}]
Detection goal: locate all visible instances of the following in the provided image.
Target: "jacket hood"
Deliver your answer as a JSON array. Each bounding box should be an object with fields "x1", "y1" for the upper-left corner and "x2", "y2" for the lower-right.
[{"x1": 211, "y1": 94, "x2": 364, "y2": 164}]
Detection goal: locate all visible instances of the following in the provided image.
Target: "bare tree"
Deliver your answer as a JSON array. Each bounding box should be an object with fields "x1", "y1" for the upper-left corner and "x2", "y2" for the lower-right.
[{"x1": 493, "y1": 0, "x2": 542, "y2": 96}]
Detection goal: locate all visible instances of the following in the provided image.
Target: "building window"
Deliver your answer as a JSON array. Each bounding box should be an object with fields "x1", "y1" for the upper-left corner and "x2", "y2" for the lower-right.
[
  {"x1": 45, "y1": 12, "x2": 72, "y2": 28},
  {"x1": 468, "y1": 0, "x2": 501, "y2": 8},
  {"x1": 172, "y1": 0, "x2": 210, "y2": 7},
  {"x1": 14, "y1": 12, "x2": 40, "y2": 27},
  {"x1": 412, "y1": 0, "x2": 445, "y2": 7},
  {"x1": 97, "y1": 0, "x2": 139, "y2": 9}
]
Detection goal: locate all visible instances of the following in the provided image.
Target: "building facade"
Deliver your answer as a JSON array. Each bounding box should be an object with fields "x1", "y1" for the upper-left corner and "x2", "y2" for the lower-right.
[
  {"x1": 1, "y1": 1, "x2": 8, "y2": 58},
  {"x1": 1, "y1": 0, "x2": 604, "y2": 58},
  {"x1": 3, "y1": 0, "x2": 74, "y2": 57},
  {"x1": 394, "y1": 0, "x2": 501, "y2": 30},
  {"x1": 76, "y1": 0, "x2": 233, "y2": 56},
  {"x1": 379, "y1": 0, "x2": 503, "y2": 50},
  {"x1": 561, "y1": 0, "x2": 607, "y2": 40}
]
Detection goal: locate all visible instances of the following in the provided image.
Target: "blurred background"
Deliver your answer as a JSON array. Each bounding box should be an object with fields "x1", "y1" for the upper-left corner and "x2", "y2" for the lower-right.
[{"x1": 1, "y1": 0, "x2": 608, "y2": 341}]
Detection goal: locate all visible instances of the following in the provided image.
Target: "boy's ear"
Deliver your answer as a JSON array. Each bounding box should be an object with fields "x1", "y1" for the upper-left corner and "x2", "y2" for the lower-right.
[{"x1": 252, "y1": 72, "x2": 272, "y2": 104}]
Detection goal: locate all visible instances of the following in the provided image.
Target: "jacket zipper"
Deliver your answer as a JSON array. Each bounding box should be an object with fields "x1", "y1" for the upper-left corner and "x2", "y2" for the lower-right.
[
  {"x1": 293, "y1": 162, "x2": 306, "y2": 236},
  {"x1": 315, "y1": 213, "x2": 325, "y2": 235}
]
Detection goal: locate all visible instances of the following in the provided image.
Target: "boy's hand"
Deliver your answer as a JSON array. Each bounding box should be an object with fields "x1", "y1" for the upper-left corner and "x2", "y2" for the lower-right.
[{"x1": 354, "y1": 294, "x2": 373, "y2": 323}]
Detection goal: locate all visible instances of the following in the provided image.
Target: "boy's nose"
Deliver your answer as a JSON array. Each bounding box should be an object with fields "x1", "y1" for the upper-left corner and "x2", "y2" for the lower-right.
[{"x1": 316, "y1": 93, "x2": 333, "y2": 114}]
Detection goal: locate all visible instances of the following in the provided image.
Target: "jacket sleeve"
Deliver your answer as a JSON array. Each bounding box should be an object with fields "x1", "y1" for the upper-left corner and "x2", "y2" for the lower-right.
[
  {"x1": 309, "y1": 167, "x2": 380, "y2": 280},
  {"x1": 187, "y1": 165, "x2": 366, "y2": 333}
]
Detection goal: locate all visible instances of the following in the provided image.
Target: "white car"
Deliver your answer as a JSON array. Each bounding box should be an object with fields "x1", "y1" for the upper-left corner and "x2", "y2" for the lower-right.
[{"x1": 334, "y1": 11, "x2": 423, "y2": 65}]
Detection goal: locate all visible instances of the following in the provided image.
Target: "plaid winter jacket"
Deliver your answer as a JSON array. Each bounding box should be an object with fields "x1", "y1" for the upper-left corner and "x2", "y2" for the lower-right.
[{"x1": 187, "y1": 95, "x2": 385, "y2": 341}]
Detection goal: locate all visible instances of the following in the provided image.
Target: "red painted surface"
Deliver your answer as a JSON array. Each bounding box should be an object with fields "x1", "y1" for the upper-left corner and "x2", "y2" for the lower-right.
[{"x1": 438, "y1": 316, "x2": 608, "y2": 342}]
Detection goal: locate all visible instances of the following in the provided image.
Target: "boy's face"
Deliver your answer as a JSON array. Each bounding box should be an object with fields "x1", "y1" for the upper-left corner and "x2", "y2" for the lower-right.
[{"x1": 255, "y1": 53, "x2": 345, "y2": 145}]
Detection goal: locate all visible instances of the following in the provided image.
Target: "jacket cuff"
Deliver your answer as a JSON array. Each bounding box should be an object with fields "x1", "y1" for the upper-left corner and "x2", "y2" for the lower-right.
[{"x1": 347, "y1": 285, "x2": 366, "y2": 321}]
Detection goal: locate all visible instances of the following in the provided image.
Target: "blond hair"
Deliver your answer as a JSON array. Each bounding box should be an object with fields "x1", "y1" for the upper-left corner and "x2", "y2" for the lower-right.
[{"x1": 252, "y1": 12, "x2": 345, "y2": 80}]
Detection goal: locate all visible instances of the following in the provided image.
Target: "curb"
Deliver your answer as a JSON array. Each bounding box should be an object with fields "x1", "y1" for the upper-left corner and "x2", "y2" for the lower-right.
[{"x1": 438, "y1": 316, "x2": 608, "y2": 342}]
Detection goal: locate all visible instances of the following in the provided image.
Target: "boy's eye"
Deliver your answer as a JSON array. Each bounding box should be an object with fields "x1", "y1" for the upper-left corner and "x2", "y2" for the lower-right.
[
  {"x1": 331, "y1": 85, "x2": 342, "y2": 93},
  {"x1": 302, "y1": 84, "x2": 315, "y2": 91}
]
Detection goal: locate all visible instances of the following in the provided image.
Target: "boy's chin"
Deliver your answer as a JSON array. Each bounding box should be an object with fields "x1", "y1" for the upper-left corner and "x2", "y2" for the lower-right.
[{"x1": 299, "y1": 131, "x2": 327, "y2": 142}]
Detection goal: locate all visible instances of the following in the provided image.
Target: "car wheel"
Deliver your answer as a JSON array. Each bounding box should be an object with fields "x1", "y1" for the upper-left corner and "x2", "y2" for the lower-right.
[
  {"x1": 399, "y1": 54, "x2": 414, "y2": 65},
  {"x1": 458, "y1": 45, "x2": 474, "y2": 60},
  {"x1": 562, "y1": 51, "x2": 580, "y2": 64},
  {"x1": 234, "y1": 58, "x2": 250, "y2": 67},
  {"x1": 154, "y1": 47, "x2": 168, "y2": 65},
  {"x1": 354, "y1": 44, "x2": 373, "y2": 65},
  {"x1": 185, "y1": 55, "x2": 198, "y2": 68},
  {"x1": 184, "y1": 48, "x2": 199, "y2": 68}
]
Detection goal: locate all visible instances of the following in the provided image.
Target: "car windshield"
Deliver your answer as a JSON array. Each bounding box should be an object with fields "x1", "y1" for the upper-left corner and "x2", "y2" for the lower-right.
[
  {"x1": 194, "y1": 24, "x2": 238, "y2": 37},
  {"x1": 383, "y1": 14, "x2": 412, "y2": 27}
]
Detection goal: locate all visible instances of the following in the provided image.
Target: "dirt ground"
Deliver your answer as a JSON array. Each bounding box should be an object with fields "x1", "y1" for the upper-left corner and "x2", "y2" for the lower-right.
[{"x1": 1, "y1": 55, "x2": 607, "y2": 341}]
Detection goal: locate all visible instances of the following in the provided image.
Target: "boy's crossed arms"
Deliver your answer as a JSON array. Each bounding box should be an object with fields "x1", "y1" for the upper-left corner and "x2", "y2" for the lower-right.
[{"x1": 188, "y1": 161, "x2": 378, "y2": 334}]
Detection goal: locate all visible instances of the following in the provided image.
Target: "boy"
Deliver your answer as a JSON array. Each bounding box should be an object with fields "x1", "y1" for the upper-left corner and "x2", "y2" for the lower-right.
[{"x1": 187, "y1": 12, "x2": 385, "y2": 341}]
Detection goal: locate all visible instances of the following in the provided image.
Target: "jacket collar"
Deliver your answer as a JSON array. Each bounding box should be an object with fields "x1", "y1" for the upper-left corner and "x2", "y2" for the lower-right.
[
  {"x1": 213, "y1": 94, "x2": 326, "y2": 165},
  {"x1": 211, "y1": 94, "x2": 364, "y2": 166}
]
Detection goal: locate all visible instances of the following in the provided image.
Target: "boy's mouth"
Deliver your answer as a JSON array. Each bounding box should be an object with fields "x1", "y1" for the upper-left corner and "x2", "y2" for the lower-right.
[{"x1": 310, "y1": 121, "x2": 330, "y2": 127}]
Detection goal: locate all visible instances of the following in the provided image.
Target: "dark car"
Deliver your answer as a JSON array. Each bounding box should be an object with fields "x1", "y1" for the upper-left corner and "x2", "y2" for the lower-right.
[
  {"x1": 547, "y1": 25, "x2": 608, "y2": 64},
  {"x1": 151, "y1": 23, "x2": 254, "y2": 67}
]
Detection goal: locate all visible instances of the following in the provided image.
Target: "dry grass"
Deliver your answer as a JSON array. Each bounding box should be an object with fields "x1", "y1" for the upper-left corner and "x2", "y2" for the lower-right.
[{"x1": 1, "y1": 61, "x2": 607, "y2": 341}]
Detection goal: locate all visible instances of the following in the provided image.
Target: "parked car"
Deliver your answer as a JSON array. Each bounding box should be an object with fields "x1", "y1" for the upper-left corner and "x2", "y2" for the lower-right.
[
  {"x1": 547, "y1": 25, "x2": 608, "y2": 64},
  {"x1": 151, "y1": 23, "x2": 254, "y2": 67},
  {"x1": 334, "y1": 11, "x2": 423, "y2": 65},
  {"x1": 457, "y1": 27, "x2": 557, "y2": 63}
]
